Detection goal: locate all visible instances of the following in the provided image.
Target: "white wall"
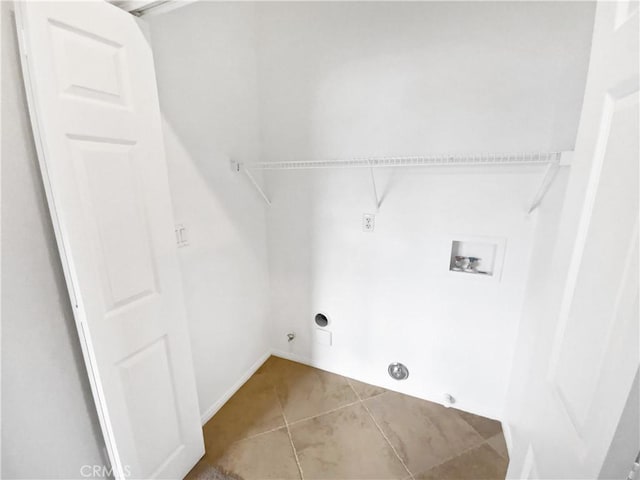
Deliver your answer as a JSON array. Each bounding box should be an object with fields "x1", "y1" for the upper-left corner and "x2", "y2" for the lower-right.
[
  {"x1": 256, "y1": 2, "x2": 593, "y2": 161},
  {"x1": 267, "y1": 166, "x2": 551, "y2": 419},
  {"x1": 145, "y1": 0, "x2": 594, "y2": 423},
  {"x1": 257, "y1": 1, "x2": 594, "y2": 419},
  {"x1": 1, "y1": 2, "x2": 107, "y2": 478},
  {"x1": 147, "y1": 3, "x2": 271, "y2": 422}
]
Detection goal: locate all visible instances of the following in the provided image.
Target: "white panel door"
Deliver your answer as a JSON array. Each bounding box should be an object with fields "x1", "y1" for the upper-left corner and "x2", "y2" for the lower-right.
[
  {"x1": 509, "y1": 1, "x2": 638, "y2": 478},
  {"x1": 15, "y1": 2, "x2": 204, "y2": 478}
]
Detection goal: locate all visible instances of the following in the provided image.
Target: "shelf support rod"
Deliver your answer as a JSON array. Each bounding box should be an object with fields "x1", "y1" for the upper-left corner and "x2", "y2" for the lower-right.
[
  {"x1": 527, "y1": 153, "x2": 565, "y2": 214},
  {"x1": 232, "y1": 160, "x2": 271, "y2": 207},
  {"x1": 368, "y1": 160, "x2": 381, "y2": 211}
]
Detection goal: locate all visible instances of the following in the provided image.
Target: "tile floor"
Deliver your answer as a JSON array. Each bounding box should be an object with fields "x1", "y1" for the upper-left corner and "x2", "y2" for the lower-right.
[{"x1": 186, "y1": 356, "x2": 508, "y2": 480}]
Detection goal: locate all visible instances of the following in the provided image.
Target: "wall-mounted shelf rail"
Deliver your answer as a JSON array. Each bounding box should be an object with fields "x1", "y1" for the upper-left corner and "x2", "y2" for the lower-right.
[
  {"x1": 244, "y1": 151, "x2": 566, "y2": 170},
  {"x1": 233, "y1": 151, "x2": 573, "y2": 213}
]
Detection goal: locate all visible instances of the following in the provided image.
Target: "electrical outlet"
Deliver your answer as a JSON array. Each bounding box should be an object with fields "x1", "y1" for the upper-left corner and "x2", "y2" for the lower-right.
[
  {"x1": 175, "y1": 224, "x2": 188, "y2": 247},
  {"x1": 363, "y1": 214, "x2": 375, "y2": 232}
]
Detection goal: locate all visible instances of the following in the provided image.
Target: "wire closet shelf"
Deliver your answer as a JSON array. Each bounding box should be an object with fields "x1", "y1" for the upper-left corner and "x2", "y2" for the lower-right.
[
  {"x1": 233, "y1": 151, "x2": 571, "y2": 212},
  {"x1": 242, "y1": 151, "x2": 563, "y2": 170}
]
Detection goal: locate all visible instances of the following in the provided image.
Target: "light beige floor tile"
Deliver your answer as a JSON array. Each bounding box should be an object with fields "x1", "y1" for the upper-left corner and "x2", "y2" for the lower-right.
[
  {"x1": 416, "y1": 443, "x2": 508, "y2": 480},
  {"x1": 290, "y1": 403, "x2": 408, "y2": 479},
  {"x1": 270, "y1": 358, "x2": 359, "y2": 423},
  {"x1": 455, "y1": 410, "x2": 503, "y2": 439},
  {"x1": 206, "y1": 427, "x2": 301, "y2": 480},
  {"x1": 253, "y1": 355, "x2": 281, "y2": 384},
  {"x1": 365, "y1": 391, "x2": 484, "y2": 475},
  {"x1": 348, "y1": 378, "x2": 387, "y2": 399},
  {"x1": 203, "y1": 372, "x2": 285, "y2": 457},
  {"x1": 486, "y1": 433, "x2": 509, "y2": 459},
  {"x1": 199, "y1": 358, "x2": 504, "y2": 480},
  {"x1": 257, "y1": 356, "x2": 305, "y2": 382}
]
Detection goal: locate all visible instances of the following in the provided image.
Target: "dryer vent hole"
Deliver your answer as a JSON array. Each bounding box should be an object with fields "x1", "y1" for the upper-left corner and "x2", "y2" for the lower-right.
[{"x1": 315, "y1": 313, "x2": 329, "y2": 327}]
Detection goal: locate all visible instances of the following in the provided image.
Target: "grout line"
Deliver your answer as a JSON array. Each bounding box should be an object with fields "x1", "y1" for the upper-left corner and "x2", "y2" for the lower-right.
[
  {"x1": 360, "y1": 399, "x2": 415, "y2": 480},
  {"x1": 347, "y1": 381, "x2": 415, "y2": 480},
  {"x1": 391, "y1": 409, "x2": 486, "y2": 476},
  {"x1": 345, "y1": 378, "x2": 387, "y2": 400},
  {"x1": 485, "y1": 433, "x2": 510, "y2": 460},
  {"x1": 346, "y1": 378, "x2": 363, "y2": 402},
  {"x1": 364, "y1": 390, "x2": 387, "y2": 400},
  {"x1": 285, "y1": 420, "x2": 305, "y2": 480},
  {"x1": 238, "y1": 424, "x2": 288, "y2": 442},
  {"x1": 415, "y1": 438, "x2": 490, "y2": 476},
  {"x1": 453, "y1": 411, "x2": 507, "y2": 453},
  {"x1": 286, "y1": 398, "x2": 362, "y2": 427},
  {"x1": 273, "y1": 385, "x2": 305, "y2": 480}
]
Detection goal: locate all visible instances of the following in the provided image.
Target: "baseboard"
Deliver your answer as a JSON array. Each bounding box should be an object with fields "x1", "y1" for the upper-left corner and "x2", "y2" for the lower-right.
[
  {"x1": 270, "y1": 349, "x2": 315, "y2": 367},
  {"x1": 271, "y1": 348, "x2": 448, "y2": 405},
  {"x1": 272, "y1": 348, "x2": 449, "y2": 404},
  {"x1": 201, "y1": 350, "x2": 504, "y2": 426},
  {"x1": 199, "y1": 350, "x2": 271, "y2": 425},
  {"x1": 271, "y1": 349, "x2": 358, "y2": 380},
  {"x1": 270, "y1": 349, "x2": 504, "y2": 423}
]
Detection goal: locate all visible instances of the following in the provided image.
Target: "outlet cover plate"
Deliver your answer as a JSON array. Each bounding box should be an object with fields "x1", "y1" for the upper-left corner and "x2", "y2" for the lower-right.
[
  {"x1": 315, "y1": 328, "x2": 332, "y2": 346},
  {"x1": 363, "y1": 213, "x2": 375, "y2": 232}
]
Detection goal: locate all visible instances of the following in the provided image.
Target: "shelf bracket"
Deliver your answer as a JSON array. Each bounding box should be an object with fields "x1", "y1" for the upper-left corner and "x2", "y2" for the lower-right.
[
  {"x1": 527, "y1": 153, "x2": 568, "y2": 214},
  {"x1": 368, "y1": 160, "x2": 381, "y2": 211},
  {"x1": 231, "y1": 160, "x2": 271, "y2": 207}
]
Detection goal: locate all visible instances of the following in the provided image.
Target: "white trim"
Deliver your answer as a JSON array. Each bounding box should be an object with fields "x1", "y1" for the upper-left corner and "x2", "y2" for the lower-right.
[
  {"x1": 199, "y1": 351, "x2": 271, "y2": 425},
  {"x1": 501, "y1": 420, "x2": 514, "y2": 456},
  {"x1": 270, "y1": 350, "x2": 502, "y2": 422},
  {"x1": 200, "y1": 349, "x2": 508, "y2": 429},
  {"x1": 271, "y1": 349, "x2": 318, "y2": 368}
]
